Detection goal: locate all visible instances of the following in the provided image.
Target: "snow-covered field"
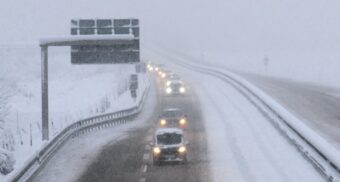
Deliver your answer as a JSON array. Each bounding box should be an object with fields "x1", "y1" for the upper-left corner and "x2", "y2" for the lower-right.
[
  {"x1": 0, "y1": 45, "x2": 141, "y2": 179},
  {"x1": 177, "y1": 50, "x2": 340, "y2": 90}
]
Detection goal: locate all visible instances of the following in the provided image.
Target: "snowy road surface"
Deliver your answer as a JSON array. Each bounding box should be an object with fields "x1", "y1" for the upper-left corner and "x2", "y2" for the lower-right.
[
  {"x1": 76, "y1": 77, "x2": 210, "y2": 182},
  {"x1": 29, "y1": 58, "x2": 325, "y2": 181},
  {"x1": 166, "y1": 62, "x2": 324, "y2": 182},
  {"x1": 242, "y1": 73, "x2": 340, "y2": 151}
]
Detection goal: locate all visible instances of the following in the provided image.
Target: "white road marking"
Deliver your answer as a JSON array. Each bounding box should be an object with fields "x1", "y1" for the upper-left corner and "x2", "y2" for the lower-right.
[
  {"x1": 141, "y1": 164, "x2": 148, "y2": 173},
  {"x1": 143, "y1": 153, "x2": 150, "y2": 162},
  {"x1": 138, "y1": 178, "x2": 146, "y2": 182}
]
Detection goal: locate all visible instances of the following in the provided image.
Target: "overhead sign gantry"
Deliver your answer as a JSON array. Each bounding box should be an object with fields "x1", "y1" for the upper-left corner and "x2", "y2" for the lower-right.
[
  {"x1": 39, "y1": 18, "x2": 140, "y2": 140},
  {"x1": 70, "y1": 18, "x2": 139, "y2": 64}
]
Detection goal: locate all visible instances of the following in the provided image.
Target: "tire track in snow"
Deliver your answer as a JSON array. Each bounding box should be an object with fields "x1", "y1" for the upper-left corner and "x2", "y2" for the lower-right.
[
  {"x1": 201, "y1": 85, "x2": 258, "y2": 182},
  {"x1": 217, "y1": 81, "x2": 289, "y2": 182}
]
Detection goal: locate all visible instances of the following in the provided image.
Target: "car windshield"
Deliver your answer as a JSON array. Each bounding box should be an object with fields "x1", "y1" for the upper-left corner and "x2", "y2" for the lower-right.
[
  {"x1": 168, "y1": 77, "x2": 180, "y2": 81},
  {"x1": 157, "y1": 133, "x2": 182, "y2": 145},
  {"x1": 162, "y1": 110, "x2": 183, "y2": 118},
  {"x1": 169, "y1": 74, "x2": 180, "y2": 79},
  {"x1": 170, "y1": 82, "x2": 182, "y2": 87}
]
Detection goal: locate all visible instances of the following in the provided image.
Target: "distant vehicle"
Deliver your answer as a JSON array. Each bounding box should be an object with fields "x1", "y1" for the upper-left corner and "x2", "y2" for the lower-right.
[
  {"x1": 165, "y1": 80, "x2": 186, "y2": 95},
  {"x1": 151, "y1": 128, "x2": 188, "y2": 165},
  {"x1": 154, "y1": 64, "x2": 165, "y2": 72},
  {"x1": 160, "y1": 69, "x2": 172, "y2": 79},
  {"x1": 159, "y1": 108, "x2": 187, "y2": 128},
  {"x1": 166, "y1": 73, "x2": 181, "y2": 86},
  {"x1": 147, "y1": 62, "x2": 154, "y2": 71}
]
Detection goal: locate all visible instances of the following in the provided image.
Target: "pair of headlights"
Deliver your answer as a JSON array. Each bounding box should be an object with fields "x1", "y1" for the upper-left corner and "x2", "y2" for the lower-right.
[
  {"x1": 147, "y1": 64, "x2": 153, "y2": 71},
  {"x1": 158, "y1": 71, "x2": 165, "y2": 77},
  {"x1": 153, "y1": 146, "x2": 186, "y2": 154},
  {"x1": 165, "y1": 87, "x2": 185, "y2": 94},
  {"x1": 160, "y1": 118, "x2": 186, "y2": 125}
]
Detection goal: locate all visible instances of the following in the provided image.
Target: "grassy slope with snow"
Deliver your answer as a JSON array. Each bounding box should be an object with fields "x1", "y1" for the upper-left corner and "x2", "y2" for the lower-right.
[{"x1": 0, "y1": 46, "x2": 139, "y2": 179}]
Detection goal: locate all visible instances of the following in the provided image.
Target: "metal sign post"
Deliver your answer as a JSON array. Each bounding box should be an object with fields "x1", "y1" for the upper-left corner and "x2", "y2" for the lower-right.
[
  {"x1": 129, "y1": 74, "x2": 138, "y2": 100},
  {"x1": 39, "y1": 18, "x2": 140, "y2": 141},
  {"x1": 41, "y1": 46, "x2": 49, "y2": 140}
]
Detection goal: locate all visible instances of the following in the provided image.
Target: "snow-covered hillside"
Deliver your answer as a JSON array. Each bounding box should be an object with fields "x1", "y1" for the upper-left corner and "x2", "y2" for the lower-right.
[{"x1": 0, "y1": 45, "x2": 139, "y2": 178}]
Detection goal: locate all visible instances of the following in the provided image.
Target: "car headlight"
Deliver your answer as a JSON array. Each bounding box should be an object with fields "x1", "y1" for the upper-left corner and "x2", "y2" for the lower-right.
[
  {"x1": 161, "y1": 73, "x2": 166, "y2": 78},
  {"x1": 179, "y1": 118, "x2": 186, "y2": 125},
  {"x1": 179, "y1": 87, "x2": 186, "y2": 93},
  {"x1": 178, "y1": 146, "x2": 186, "y2": 153},
  {"x1": 155, "y1": 67, "x2": 159, "y2": 71},
  {"x1": 153, "y1": 147, "x2": 161, "y2": 154},
  {"x1": 160, "y1": 119, "x2": 167, "y2": 125},
  {"x1": 166, "y1": 87, "x2": 172, "y2": 94},
  {"x1": 166, "y1": 81, "x2": 171, "y2": 86},
  {"x1": 149, "y1": 66, "x2": 154, "y2": 71}
]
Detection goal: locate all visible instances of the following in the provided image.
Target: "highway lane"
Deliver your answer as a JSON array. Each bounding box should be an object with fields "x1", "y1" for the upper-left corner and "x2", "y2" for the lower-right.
[
  {"x1": 240, "y1": 73, "x2": 340, "y2": 150},
  {"x1": 77, "y1": 76, "x2": 210, "y2": 182}
]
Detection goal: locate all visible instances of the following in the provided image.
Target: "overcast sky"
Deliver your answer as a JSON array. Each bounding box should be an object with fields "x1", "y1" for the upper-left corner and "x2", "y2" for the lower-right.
[{"x1": 1, "y1": 0, "x2": 340, "y2": 54}]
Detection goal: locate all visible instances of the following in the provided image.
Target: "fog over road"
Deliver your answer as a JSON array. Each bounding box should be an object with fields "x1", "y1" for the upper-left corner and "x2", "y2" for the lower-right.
[{"x1": 242, "y1": 73, "x2": 340, "y2": 150}]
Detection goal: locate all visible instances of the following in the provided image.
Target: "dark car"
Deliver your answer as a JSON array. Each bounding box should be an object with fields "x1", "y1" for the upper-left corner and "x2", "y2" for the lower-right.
[
  {"x1": 165, "y1": 80, "x2": 186, "y2": 95},
  {"x1": 159, "y1": 108, "x2": 187, "y2": 128}
]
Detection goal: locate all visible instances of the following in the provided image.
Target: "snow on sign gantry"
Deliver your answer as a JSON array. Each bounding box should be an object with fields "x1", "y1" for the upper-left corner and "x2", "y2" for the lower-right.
[
  {"x1": 70, "y1": 18, "x2": 139, "y2": 64},
  {"x1": 40, "y1": 18, "x2": 140, "y2": 64}
]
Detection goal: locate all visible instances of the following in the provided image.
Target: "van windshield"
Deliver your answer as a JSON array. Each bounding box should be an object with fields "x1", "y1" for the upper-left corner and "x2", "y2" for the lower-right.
[
  {"x1": 157, "y1": 133, "x2": 182, "y2": 145},
  {"x1": 162, "y1": 110, "x2": 183, "y2": 118}
]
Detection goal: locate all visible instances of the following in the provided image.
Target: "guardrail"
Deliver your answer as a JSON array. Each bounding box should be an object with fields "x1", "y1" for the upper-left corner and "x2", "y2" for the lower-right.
[
  {"x1": 8, "y1": 84, "x2": 150, "y2": 182},
  {"x1": 175, "y1": 60, "x2": 340, "y2": 181},
  {"x1": 148, "y1": 46, "x2": 340, "y2": 181}
]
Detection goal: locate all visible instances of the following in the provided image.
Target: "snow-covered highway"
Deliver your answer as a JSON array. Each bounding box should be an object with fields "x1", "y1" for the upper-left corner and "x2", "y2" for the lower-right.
[
  {"x1": 153, "y1": 55, "x2": 327, "y2": 181},
  {"x1": 26, "y1": 52, "x2": 334, "y2": 181}
]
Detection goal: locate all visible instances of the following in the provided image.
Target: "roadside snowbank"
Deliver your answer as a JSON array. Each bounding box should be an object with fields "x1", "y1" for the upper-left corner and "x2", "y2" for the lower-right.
[{"x1": 0, "y1": 46, "x2": 143, "y2": 180}]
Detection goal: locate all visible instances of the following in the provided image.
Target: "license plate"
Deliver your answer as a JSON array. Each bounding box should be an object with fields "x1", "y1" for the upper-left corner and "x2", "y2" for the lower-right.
[{"x1": 164, "y1": 155, "x2": 175, "y2": 159}]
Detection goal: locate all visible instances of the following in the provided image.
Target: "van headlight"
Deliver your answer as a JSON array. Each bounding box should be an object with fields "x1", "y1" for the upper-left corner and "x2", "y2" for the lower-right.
[
  {"x1": 153, "y1": 147, "x2": 161, "y2": 154},
  {"x1": 160, "y1": 119, "x2": 167, "y2": 125},
  {"x1": 179, "y1": 118, "x2": 186, "y2": 125},
  {"x1": 179, "y1": 87, "x2": 186, "y2": 93},
  {"x1": 166, "y1": 87, "x2": 172, "y2": 94},
  {"x1": 178, "y1": 146, "x2": 186, "y2": 153}
]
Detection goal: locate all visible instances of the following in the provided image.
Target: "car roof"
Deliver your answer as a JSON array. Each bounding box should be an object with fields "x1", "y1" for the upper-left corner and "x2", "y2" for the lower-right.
[
  {"x1": 170, "y1": 80, "x2": 183, "y2": 84},
  {"x1": 168, "y1": 77, "x2": 180, "y2": 81},
  {"x1": 162, "y1": 108, "x2": 182, "y2": 112},
  {"x1": 155, "y1": 128, "x2": 183, "y2": 135},
  {"x1": 169, "y1": 74, "x2": 180, "y2": 78}
]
